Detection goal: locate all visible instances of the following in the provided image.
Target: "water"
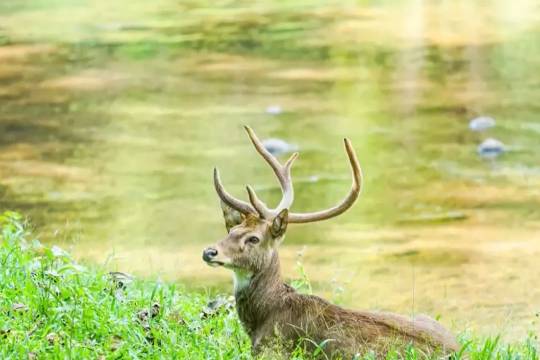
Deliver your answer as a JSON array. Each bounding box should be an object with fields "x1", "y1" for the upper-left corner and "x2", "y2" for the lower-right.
[{"x1": 1, "y1": 0, "x2": 539, "y2": 339}]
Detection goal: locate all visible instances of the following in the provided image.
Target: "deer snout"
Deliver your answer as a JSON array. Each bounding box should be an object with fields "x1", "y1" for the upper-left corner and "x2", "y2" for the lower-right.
[
  {"x1": 203, "y1": 245, "x2": 231, "y2": 267},
  {"x1": 202, "y1": 247, "x2": 218, "y2": 262}
]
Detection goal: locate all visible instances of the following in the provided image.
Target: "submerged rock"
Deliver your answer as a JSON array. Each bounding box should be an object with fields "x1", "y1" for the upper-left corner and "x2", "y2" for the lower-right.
[
  {"x1": 265, "y1": 105, "x2": 282, "y2": 115},
  {"x1": 469, "y1": 116, "x2": 495, "y2": 131},
  {"x1": 477, "y1": 138, "x2": 505, "y2": 159},
  {"x1": 262, "y1": 138, "x2": 298, "y2": 156}
]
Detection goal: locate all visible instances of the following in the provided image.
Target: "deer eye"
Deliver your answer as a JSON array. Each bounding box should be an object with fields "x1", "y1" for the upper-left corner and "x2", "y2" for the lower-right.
[{"x1": 247, "y1": 236, "x2": 260, "y2": 245}]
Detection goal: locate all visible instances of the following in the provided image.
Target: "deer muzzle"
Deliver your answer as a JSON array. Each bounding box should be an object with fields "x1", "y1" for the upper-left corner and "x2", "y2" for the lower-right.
[{"x1": 202, "y1": 246, "x2": 228, "y2": 267}]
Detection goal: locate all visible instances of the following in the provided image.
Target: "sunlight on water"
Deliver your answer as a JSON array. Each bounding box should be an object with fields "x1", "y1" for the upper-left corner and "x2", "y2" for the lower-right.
[{"x1": 0, "y1": 0, "x2": 539, "y2": 339}]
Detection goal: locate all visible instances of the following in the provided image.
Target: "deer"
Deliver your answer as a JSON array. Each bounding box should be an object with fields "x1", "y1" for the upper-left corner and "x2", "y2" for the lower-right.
[{"x1": 203, "y1": 126, "x2": 459, "y2": 359}]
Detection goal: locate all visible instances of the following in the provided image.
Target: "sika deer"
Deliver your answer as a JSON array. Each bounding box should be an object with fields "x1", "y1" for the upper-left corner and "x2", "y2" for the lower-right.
[{"x1": 203, "y1": 126, "x2": 459, "y2": 358}]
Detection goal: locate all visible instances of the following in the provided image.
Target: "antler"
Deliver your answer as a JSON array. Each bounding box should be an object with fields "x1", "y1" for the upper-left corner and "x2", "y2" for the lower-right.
[
  {"x1": 288, "y1": 138, "x2": 362, "y2": 223},
  {"x1": 213, "y1": 167, "x2": 256, "y2": 215},
  {"x1": 213, "y1": 126, "x2": 363, "y2": 223},
  {"x1": 214, "y1": 126, "x2": 298, "y2": 218},
  {"x1": 243, "y1": 126, "x2": 298, "y2": 218}
]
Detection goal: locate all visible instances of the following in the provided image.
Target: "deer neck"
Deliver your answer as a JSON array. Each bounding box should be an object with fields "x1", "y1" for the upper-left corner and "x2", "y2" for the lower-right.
[{"x1": 233, "y1": 251, "x2": 288, "y2": 336}]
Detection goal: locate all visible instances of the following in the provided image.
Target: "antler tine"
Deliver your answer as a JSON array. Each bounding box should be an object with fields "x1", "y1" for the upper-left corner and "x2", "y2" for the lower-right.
[
  {"x1": 276, "y1": 152, "x2": 298, "y2": 210},
  {"x1": 288, "y1": 138, "x2": 362, "y2": 223},
  {"x1": 246, "y1": 185, "x2": 270, "y2": 218},
  {"x1": 214, "y1": 167, "x2": 256, "y2": 215},
  {"x1": 243, "y1": 126, "x2": 297, "y2": 216}
]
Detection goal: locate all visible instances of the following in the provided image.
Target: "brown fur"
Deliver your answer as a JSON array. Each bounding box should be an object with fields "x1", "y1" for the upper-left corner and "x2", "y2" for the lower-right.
[{"x1": 204, "y1": 210, "x2": 459, "y2": 358}]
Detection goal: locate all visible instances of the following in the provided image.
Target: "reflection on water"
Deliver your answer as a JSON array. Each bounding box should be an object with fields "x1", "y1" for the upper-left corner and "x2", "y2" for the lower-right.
[{"x1": 1, "y1": 0, "x2": 539, "y2": 339}]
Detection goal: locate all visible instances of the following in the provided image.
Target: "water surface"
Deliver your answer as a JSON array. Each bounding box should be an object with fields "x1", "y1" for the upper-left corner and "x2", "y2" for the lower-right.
[{"x1": 1, "y1": 0, "x2": 539, "y2": 339}]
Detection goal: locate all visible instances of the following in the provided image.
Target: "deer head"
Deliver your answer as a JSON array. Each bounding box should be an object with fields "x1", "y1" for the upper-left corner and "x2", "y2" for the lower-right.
[{"x1": 203, "y1": 126, "x2": 362, "y2": 285}]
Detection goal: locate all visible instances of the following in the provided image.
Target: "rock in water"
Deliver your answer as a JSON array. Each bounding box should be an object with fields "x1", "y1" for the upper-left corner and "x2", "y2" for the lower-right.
[
  {"x1": 469, "y1": 116, "x2": 496, "y2": 131},
  {"x1": 477, "y1": 138, "x2": 505, "y2": 159},
  {"x1": 262, "y1": 138, "x2": 298, "y2": 156},
  {"x1": 265, "y1": 105, "x2": 283, "y2": 115}
]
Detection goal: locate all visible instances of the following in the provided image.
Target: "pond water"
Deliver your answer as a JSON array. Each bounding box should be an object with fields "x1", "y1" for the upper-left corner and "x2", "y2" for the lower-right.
[{"x1": 1, "y1": 0, "x2": 539, "y2": 340}]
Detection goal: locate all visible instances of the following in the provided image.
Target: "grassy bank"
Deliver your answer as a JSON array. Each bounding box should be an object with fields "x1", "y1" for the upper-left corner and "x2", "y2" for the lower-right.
[{"x1": 0, "y1": 211, "x2": 538, "y2": 359}]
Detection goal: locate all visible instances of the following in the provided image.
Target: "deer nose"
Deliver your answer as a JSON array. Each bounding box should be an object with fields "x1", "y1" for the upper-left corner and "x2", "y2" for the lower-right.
[{"x1": 203, "y1": 247, "x2": 218, "y2": 262}]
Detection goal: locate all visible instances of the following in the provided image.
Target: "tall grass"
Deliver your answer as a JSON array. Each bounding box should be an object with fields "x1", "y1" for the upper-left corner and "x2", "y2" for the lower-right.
[
  {"x1": 0, "y1": 211, "x2": 250, "y2": 359},
  {"x1": 0, "y1": 211, "x2": 538, "y2": 359}
]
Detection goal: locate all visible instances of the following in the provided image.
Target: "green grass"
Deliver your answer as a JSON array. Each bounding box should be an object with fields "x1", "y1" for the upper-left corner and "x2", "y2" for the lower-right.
[{"x1": 0, "y1": 211, "x2": 538, "y2": 359}]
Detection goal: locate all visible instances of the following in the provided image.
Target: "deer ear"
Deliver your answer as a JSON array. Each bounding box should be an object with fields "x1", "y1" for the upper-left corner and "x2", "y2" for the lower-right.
[
  {"x1": 271, "y1": 209, "x2": 289, "y2": 238},
  {"x1": 221, "y1": 201, "x2": 245, "y2": 232}
]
